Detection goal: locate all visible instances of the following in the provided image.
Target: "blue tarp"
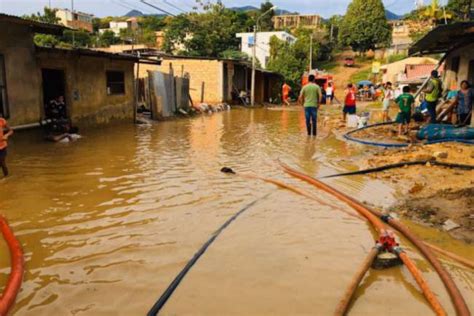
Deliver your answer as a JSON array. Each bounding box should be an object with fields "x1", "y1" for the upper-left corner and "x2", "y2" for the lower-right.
[{"x1": 417, "y1": 124, "x2": 474, "y2": 141}]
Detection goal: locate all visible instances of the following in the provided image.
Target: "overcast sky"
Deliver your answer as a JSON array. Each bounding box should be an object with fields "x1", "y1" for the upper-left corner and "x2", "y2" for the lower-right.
[{"x1": 0, "y1": 0, "x2": 426, "y2": 18}]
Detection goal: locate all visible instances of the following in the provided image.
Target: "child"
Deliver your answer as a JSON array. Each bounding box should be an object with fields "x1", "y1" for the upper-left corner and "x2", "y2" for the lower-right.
[
  {"x1": 343, "y1": 83, "x2": 356, "y2": 122},
  {"x1": 0, "y1": 115, "x2": 13, "y2": 177},
  {"x1": 382, "y1": 82, "x2": 394, "y2": 122},
  {"x1": 395, "y1": 86, "x2": 414, "y2": 136}
]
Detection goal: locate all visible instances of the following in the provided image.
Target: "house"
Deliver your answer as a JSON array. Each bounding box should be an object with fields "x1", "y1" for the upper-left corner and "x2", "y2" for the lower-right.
[
  {"x1": 99, "y1": 18, "x2": 139, "y2": 36},
  {"x1": 0, "y1": 13, "x2": 154, "y2": 128},
  {"x1": 380, "y1": 57, "x2": 439, "y2": 84},
  {"x1": 55, "y1": 8, "x2": 93, "y2": 32},
  {"x1": 236, "y1": 31, "x2": 295, "y2": 69},
  {"x1": 273, "y1": 14, "x2": 322, "y2": 30},
  {"x1": 137, "y1": 55, "x2": 283, "y2": 105},
  {"x1": 409, "y1": 22, "x2": 474, "y2": 126},
  {"x1": 388, "y1": 20, "x2": 412, "y2": 54}
]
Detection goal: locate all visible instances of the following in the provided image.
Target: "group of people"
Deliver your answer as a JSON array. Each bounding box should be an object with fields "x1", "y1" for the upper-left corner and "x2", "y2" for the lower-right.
[{"x1": 296, "y1": 69, "x2": 473, "y2": 138}]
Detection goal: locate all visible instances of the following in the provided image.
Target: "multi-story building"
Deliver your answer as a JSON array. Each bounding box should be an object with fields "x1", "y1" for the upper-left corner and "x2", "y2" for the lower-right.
[
  {"x1": 273, "y1": 14, "x2": 322, "y2": 30},
  {"x1": 55, "y1": 8, "x2": 93, "y2": 32},
  {"x1": 99, "y1": 18, "x2": 139, "y2": 36},
  {"x1": 236, "y1": 31, "x2": 296, "y2": 69}
]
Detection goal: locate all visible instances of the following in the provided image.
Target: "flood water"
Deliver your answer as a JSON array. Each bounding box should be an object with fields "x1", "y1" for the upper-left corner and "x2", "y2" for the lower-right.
[{"x1": 1, "y1": 108, "x2": 473, "y2": 315}]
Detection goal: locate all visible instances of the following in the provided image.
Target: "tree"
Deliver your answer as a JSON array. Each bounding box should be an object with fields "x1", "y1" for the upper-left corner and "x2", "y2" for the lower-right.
[
  {"x1": 24, "y1": 7, "x2": 60, "y2": 24},
  {"x1": 338, "y1": 0, "x2": 391, "y2": 53},
  {"x1": 219, "y1": 49, "x2": 250, "y2": 61},
  {"x1": 163, "y1": 2, "x2": 253, "y2": 57},
  {"x1": 61, "y1": 30, "x2": 92, "y2": 47},
  {"x1": 259, "y1": 1, "x2": 275, "y2": 31},
  {"x1": 98, "y1": 30, "x2": 120, "y2": 47},
  {"x1": 447, "y1": 0, "x2": 473, "y2": 21}
]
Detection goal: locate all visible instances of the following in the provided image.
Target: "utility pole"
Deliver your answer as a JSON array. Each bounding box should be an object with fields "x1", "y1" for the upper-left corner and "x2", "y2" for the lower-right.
[
  {"x1": 251, "y1": 5, "x2": 277, "y2": 107},
  {"x1": 309, "y1": 35, "x2": 313, "y2": 72},
  {"x1": 330, "y1": 24, "x2": 334, "y2": 42},
  {"x1": 251, "y1": 25, "x2": 257, "y2": 107}
]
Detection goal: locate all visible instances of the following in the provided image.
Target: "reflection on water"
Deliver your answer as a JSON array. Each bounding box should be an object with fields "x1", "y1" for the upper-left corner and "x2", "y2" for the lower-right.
[{"x1": 0, "y1": 108, "x2": 472, "y2": 315}]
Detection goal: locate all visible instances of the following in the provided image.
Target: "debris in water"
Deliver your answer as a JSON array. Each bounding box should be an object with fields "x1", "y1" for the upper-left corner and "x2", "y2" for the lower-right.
[
  {"x1": 442, "y1": 219, "x2": 460, "y2": 231},
  {"x1": 220, "y1": 167, "x2": 236, "y2": 174}
]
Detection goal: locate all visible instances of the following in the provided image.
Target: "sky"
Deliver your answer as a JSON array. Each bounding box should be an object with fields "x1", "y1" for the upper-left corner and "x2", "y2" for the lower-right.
[{"x1": 0, "y1": 0, "x2": 430, "y2": 18}]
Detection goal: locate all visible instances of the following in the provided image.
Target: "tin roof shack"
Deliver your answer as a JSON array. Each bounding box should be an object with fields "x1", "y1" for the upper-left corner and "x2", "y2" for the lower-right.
[
  {"x1": 0, "y1": 14, "x2": 141, "y2": 127},
  {"x1": 36, "y1": 47, "x2": 138, "y2": 125},
  {"x1": 0, "y1": 14, "x2": 64, "y2": 126},
  {"x1": 142, "y1": 55, "x2": 282, "y2": 105},
  {"x1": 409, "y1": 22, "x2": 474, "y2": 126}
]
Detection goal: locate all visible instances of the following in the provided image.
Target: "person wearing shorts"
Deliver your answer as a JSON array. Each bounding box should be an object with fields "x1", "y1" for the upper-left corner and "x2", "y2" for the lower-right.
[
  {"x1": 0, "y1": 116, "x2": 13, "y2": 177},
  {"x1": 395, "y1": 86, "x2": 414, "y2": 136},
  {"x1": 383, "y1": 82, "x2": 394, "y2": 122},
  {"x1": 343, "y1": 83, "x2": 356, "y2": 121}
]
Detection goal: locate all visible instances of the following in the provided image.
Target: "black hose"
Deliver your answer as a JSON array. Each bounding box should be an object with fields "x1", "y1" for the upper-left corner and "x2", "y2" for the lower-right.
[
  {"x1": 322, "y1": 160, "x2": 474, "y2": 179},
  {"x1": 147, "y1": 193, "x2": 271, "y2": 316}
]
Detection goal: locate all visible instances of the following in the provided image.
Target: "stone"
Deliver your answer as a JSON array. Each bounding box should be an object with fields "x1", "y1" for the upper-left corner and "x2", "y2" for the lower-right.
[
  {"x1": 433, "y1": 151, "x2": 448, "y2": 159},
  {"x1": 416, "y1": 154, "x2": 434, "y2": 161},
  {"x1": 372, "y1": 252, "x2": 403, "y2": 270},
  {"x1": 409, "y1": 182, "x2": 424, "y2": 194},
  {"x1": 442, "y1": 219, "x2": 460, "y2": 231}
]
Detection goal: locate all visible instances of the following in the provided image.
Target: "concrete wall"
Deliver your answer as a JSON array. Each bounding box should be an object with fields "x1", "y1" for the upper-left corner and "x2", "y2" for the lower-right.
[
  {"x1": 36, "y1": 51, "x2": 135, "y2": 125},
  {"x1": 444, "y1": 43, "x2": 474, "y2": 90},
  {"x1": 154, "y1": 59, "x2": 224, "y2": 104},
  {"x1": 0, "y1": 22, "x2": 43, "y2": 126}
]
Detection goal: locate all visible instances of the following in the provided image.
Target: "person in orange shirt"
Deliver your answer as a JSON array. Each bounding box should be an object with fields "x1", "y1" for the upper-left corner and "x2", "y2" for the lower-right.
[
  {"x1": 0, "y1": 115, "x2": 13, "y2": 177},
  {"x1": 282, "y1": 82, "x2": 291, "y2": 106}
]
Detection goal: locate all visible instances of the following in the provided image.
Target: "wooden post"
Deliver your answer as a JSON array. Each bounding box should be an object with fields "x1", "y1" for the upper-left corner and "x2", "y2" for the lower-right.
[{"x1": 134, "y1": 61, "x2": 140, "y2": 123}]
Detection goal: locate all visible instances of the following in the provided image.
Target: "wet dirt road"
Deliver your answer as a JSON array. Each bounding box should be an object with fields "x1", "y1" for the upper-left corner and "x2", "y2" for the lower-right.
[{"x1": 0, "y1": 108, "x2": 473, "y2": 315}]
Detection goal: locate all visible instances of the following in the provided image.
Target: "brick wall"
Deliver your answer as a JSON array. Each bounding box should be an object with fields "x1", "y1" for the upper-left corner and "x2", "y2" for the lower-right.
[{"x1": 156, "y1": 59, "x2": 223, "y2": 104}]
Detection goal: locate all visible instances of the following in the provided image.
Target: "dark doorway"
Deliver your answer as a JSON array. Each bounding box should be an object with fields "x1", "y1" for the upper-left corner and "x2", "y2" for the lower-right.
[
  {"x1": 223, "y1": 63, "x2": 229, "y2": 101},
  {"x1": 42, "y1": 69, "x2": 66, "y2": 117},
  {"x1": 468, "y1": 60, "x2": 474, "y2": 85}
]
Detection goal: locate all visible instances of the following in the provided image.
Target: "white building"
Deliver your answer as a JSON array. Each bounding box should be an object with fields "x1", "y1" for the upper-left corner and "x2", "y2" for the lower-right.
[
  {"x1": 99, "y1": 18, "x2": 139, "y2": 36},
  {"x1": 55, "y1": 8, "x2": 93, "y2": 32},
  {"x1": 236, "y1": 31, "x2": 296, "y2": 69}
]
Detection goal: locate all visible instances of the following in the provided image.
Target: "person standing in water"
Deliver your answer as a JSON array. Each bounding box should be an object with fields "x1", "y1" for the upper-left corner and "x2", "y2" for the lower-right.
[
  {"x1": 0, "y1": 115, "x2": 13, "y2": 177},
  {"x1": 299, "y1": 74, "x2": 322, "y2": 136},
  {"x1": 282, "y1": 81, "x2": 292, "y2": 106}
]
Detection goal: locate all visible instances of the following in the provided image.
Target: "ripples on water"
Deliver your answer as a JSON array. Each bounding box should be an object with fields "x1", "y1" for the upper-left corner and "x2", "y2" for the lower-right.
[{"x1": 0, "y1": 108, "x2": 472, "y2": 315}]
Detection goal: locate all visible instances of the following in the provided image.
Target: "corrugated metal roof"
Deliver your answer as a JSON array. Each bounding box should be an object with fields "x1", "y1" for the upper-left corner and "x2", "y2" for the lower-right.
[
  {"x1": 0, "y1": 13, "x2": 66, "y2": 35},
  {"x1": 409, "y1": 22, "x2": 474, "y2": 56},
  {"x1": 405, "y1": 64, "x2": 444, "y2": 80}
]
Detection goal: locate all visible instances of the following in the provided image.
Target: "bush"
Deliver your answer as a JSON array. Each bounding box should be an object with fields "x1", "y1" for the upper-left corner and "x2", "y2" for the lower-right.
[{"x1": 387, "y1": 53, "x2": 407, "y2": 63}]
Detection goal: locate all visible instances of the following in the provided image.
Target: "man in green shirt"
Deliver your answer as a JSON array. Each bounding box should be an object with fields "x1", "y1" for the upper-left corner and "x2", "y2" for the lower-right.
[
  {"x1": 299, "y1": 75, "x2": 322, "y2": 136},
  {"x1": 395, "y1": 86, "x2": 414, "y2": 136}
]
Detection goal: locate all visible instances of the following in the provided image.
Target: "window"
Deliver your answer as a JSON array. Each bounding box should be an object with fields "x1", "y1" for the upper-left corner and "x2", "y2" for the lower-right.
[
  {"x1": 106, "y1": 71, "x2": 125, "y2": 95},
  {"x1": 0, "y1": 54, "x2": 8, "y2": 118},
  {"x1": 248, "y1": 36, "x2": 255, "y2": 48}
]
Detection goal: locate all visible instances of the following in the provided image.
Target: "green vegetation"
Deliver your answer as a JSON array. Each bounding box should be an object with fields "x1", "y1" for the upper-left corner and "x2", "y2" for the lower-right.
[
  {"x1": 387, "y1": 53, "x2": 407, "y2": 63},
  {"x1": 338, "y1": 0, "x2": 391, "y2": 53},
  {"x1": 349, "y1": 67, "x2": 373, "y2": 83},
  {"x1": 267, "y1": 28, "x2": 332, "y2": 89}
]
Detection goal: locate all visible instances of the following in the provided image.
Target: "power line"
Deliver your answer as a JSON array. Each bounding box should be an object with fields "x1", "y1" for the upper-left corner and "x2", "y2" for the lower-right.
[
  {"x1": 161, "y1": 0, "x2": 187, "y2": 13},
  {"x1": 140, "y1": 0, "x2": 177, "y2": 16}
]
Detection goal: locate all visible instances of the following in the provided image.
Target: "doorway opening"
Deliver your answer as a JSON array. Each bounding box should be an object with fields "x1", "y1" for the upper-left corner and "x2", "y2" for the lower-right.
[{"x1": 42, "y1": 68, "x2": 67, "y2": 118}]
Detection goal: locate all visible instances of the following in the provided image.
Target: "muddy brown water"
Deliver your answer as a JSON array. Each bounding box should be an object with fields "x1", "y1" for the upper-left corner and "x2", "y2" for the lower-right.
[{"x1": 0, "y1": 108, "x2": 473, "y2": 315}]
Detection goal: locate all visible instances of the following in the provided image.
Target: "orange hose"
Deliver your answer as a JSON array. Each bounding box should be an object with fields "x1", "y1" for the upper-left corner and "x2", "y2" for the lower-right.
[
  {"x1": 424, "y1": 243, "x2": 474, "y2": 270},
  {"x1": 398, "y1": 251, "x2": 447, "y2": 316},
  {"x1": 334, "y1": 247, "x2": 380, "y2": 316},
  {"x1": 0, "y1": 216, "x2": 24, "y2": 316},
  {"x1": 278, "y1": 162, "x2": 467, "y2": 315}
]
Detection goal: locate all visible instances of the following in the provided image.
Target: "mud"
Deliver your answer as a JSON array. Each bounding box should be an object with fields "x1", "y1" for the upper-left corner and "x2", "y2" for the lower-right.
[{"x1": 365, "y1": 143, "x2": 474, "y2": 243}]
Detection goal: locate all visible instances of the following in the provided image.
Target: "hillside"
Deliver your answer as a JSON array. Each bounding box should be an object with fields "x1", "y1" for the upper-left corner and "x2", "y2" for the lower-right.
[{"x1": 385, "y1": 9, "x2": 402, "y2": 20}]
